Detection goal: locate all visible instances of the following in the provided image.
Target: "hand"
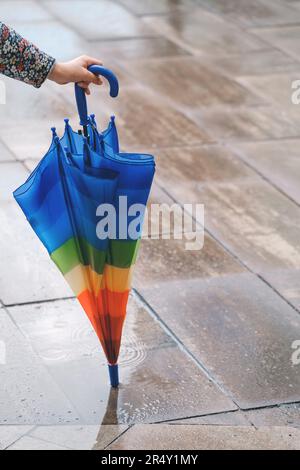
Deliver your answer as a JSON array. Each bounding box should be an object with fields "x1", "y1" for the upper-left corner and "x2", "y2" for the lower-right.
[{"x1": 48, "y1": 55, "x2": 103, "y2": 94}]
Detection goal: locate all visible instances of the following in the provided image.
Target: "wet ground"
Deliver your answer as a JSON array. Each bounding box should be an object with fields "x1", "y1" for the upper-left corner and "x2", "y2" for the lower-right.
[{"x1": 0, "y1": 0, "x2": 300, "y2": 450}]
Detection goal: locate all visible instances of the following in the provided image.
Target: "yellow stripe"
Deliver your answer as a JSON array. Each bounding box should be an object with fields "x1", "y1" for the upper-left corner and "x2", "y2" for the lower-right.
[
  {"x1": 102, "y1": 264, "x2": 133, "y2": 293},
  {"x1": 64, "y1": 264, "x2": 103, "y2": 297}
]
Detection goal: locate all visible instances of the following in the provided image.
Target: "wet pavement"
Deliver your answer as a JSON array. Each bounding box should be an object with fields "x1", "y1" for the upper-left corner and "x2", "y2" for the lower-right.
[{"x1": 0, "y1": 0, "x2": 300, "y2": 450}]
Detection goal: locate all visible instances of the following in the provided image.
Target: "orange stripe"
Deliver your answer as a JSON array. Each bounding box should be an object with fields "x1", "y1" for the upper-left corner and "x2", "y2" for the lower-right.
[{"x1": 77, "y1": 288, "x2": 130, "y2": 364}]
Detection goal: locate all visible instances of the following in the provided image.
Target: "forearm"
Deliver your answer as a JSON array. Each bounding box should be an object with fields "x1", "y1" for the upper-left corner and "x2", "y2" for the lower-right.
[{"x1": 0, "y1": 21, "x2": 55, "y2": 88}]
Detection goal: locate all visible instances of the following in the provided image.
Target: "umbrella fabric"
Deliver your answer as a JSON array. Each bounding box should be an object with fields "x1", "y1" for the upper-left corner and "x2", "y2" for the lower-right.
[{"x1": 62, "y1": 120, "x2": 155, "y2": 366}]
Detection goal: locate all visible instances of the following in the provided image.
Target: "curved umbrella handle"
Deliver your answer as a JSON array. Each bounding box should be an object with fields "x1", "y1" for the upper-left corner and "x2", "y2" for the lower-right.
[{"x1": 75, "y1": 65, "x2": 119, "y2": 126}]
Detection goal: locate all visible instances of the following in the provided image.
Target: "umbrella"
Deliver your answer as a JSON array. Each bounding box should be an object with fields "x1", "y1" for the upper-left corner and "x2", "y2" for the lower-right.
[{"x1": 13, "y1": 66, "x2": 155, "y2": 388}]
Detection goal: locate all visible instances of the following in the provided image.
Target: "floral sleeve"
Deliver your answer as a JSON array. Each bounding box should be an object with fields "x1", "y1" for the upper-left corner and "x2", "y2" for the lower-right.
[{"x1": 0, "y1": 21, "x2": 55, "y2": 88}]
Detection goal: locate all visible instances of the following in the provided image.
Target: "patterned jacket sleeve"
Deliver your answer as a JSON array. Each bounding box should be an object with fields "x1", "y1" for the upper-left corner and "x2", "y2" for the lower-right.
[{"x1": 0, "y1": 21, "x2": 55, "y2": 88}]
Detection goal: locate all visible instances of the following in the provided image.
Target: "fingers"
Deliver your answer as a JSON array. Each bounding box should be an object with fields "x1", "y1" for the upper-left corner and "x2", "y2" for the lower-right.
[
  {"x1": 84, "y1": 56, "x2": 103, "y2": 67},
  {"x1": 78, "y1": 82, "x2": 91, "y2": 95},
  {"x1": 80, "y1": 68, "x2": 103, "y2": 85}
]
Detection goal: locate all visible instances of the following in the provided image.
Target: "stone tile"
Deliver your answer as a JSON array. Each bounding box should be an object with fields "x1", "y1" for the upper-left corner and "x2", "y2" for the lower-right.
[
  {"x1": 0, "y1": 425, "x2": 33, "y2": 450},
  {"x1": 43, "y1": 0, "x2": 156, "y2": 41},
  {"x1": 197, "y1": 0, "x2": 300, "y2": 27},
  {"x1": 207, "y1": 48, "x2": 300, "y2": 78},
  {"x1": 9, "y1": 296, "x2": 236, "y2": 424},
  {"x1": 166, "y1": 179, "x2": 300, "y2": 272},
  {"x1": 192, "y1": 105, "x2": 300, "y2": 142},
  {"x1": 108, "y1": 424, "x2": 300, "y2": 450},
  {"x1": 0, "y1": 0, "x2": 51, "y2": 23},
  {"x1": 144, "y1": 8, "x2": 266, "y2": 55},
  {"x1": 134, "y1": 233, "x2": 244, "y2": 289},
  {"x1": 0, "y1": 140, "x2": 15, "y2": 162},
  {"x1": 30, "y1": 424, "x2": 127, "y2": 450},
  {"x1": 0, "y1": 309, "x2": 80, "y2": 425},
  {"x1": 93, "y1": 425, "x2": 128, "y2": 450},
  {"x1": 171, "y1": 410, "x2": 250, "y2": 426},
  {"x1": 140, "y1": 272, "x2": 300, "y2": 408},
  {"x1": 154, "y1": 145, "x2": 256, "y2": 188},
  {"x1": 0, "y1": 74, "x2": 75, "y2": 122},
  {"x1": 0, "y1": 201, "x2": 72, "y2": 304},
  {"x1": 260, "y1": 268, "x2": 300, "y2": 311},
  {"x1": 251, "y1": 25, "x2": 300, "y2": 62},
  {"x1": 7, "y1": 21, "x2": 86, "y2": 62},
  {"x1": 231, "y1": 139, "x2": 300, "y2": 204},
  {"x1": 118, "y1": 0, "x2": 194, "y2": 15},
  {"x1": 237, "y1": 72, "x2": 300, "y2": 108},
  {"x1": 99, "y1": 86, "x2": 212, "y2": 148},
  {"x1": 246, "y1": 403, "x2": 300, "y2": 428},
  {"x1": 122, "y1": 57, "x2": 261, "y2": 109},
  {"x1": 89, "y1": 37, "x2": 190, "y2": 62},
  {"x1": 7, "y1": 435, "x2": 69, "y2": 450},
  {"x1": 0, "y1": 162, "x2": 28, "y2": 202}
]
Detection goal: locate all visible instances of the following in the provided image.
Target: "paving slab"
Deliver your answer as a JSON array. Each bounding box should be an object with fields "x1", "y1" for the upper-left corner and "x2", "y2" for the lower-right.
[
  {"x1": 206, "y1": 48, "x2": 300, "y2": 78},
  {"x1": 197, "y1": 0, "x2": 300, "y2": 27},
  {"x1": 165, "y1": 179, "x2": 300, "y2": 273},
  {"x1": 0, "y1": 309, "x2": 80, "y2": 425},
  {"x1": 144, "y1": 8, "x2": 267, "y2": 55},
  {"x1": 139, "y1": 272, "x2": 300, "y2": 408},
  {"x1": 246, "y1": 403, "x2": 300, "y2": 428},
  {"x1": 171, "y1": 410, "x2": 250, "y2": 426},
  {"x1": 237, "y1": 71, "x2": 300, "y2": 108},
  {"x1": 0, "y1": 162, "x2": 28, "y2": 202},
  {"x1": 0, "y1": 75, "x2": 75, "y2": 122},
  {"x1": 0, "y1": 425, "x2": 33, "y2": 450},
  {"x1": 8, "y1": 296, "x2": 236, "y2": 425},
  {"x1": 43, "y1": 0, "x2": 156, "y2": 41},
  {"x1": 117, "y1": 0, "x2": 194, "y2": 15},
  {"x1": 99, "y1": 86, "x2": 212, "y2": 148},
  {"x1": 0, "y1": 140, "x2": 15, "y2": 162},
  {"x1": 0, "y1": 0, "x2": 52, "y2": 23},
  {"x1": 153, "y1": 144, "x2": 257, "y2": 188},
  {"x1": 0, "y1": 201, "x2": 72, "y2": 305},
  {"x1": 3, "y1": 20, "x2": 86, "y2": 63},
  {"x1": 108, "y1": 424, "x2": 300, "y2": 450},
  {"x1": 122, "y1": 57, "x2": 262, "y2": 110},
  {"x1": 30, "y1": 424, "x2": 127, "y2": 450},
  {"x1": 90, "y1": 37, "x2": 191, "y2": 62},
  {"x1": 133, "y1": 233, "x2": 244, "y2": 289},
  {"x1": 191, "y1": 105, "x2": 300, "y2": 142},
  {"x1": 230, "y1": 139, "x2": 300, "y2": 205},
  {"x1": 7, "y1": 435, "x2": 69, "y2": 450},
  {"x1": 251, "y1": 24, "x2": 300, "y2": 62},
  {"x1": 259, "y1": 268, "x2": 300, "y2": 311}
]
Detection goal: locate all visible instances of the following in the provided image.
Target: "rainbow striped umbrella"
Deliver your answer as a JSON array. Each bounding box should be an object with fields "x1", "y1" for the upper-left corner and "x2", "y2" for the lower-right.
[{"x1": 14, "y1": 66, "x2": 155, "y2": 387}]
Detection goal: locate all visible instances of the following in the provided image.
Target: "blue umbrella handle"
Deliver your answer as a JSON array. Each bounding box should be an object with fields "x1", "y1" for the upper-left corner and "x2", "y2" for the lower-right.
[{"x1": 75, "y1": 65, "x2": 119, "y2": 127}]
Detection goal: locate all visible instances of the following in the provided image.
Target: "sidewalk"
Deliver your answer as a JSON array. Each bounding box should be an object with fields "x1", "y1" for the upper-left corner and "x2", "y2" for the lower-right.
[{"x1": 0, "y1": 0, "x2": 300, "y2": 450}]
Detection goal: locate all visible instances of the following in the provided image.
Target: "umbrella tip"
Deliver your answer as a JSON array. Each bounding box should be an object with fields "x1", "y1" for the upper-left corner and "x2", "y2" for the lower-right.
[
  {"x1": 64, "y1": 118, "x2": 69, "y2": 125},
  {"x1": 51, "y1": 127, "x2": 57, "y2": 136},
  {"x1": 108, "y1": 364, "x2": 119, "y2": 388},
  {"x1": 111, "y1": 115, "x2": 115, "y2": 122}
]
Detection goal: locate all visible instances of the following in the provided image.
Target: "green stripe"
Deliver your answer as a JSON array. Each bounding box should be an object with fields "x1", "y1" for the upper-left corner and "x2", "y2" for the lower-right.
[
  {"x1": 107, "y1": 239, "x2": 140, "y2": 268},
  {"x1": 50, "y1": 237, "x2": 106, "y2": 275}
]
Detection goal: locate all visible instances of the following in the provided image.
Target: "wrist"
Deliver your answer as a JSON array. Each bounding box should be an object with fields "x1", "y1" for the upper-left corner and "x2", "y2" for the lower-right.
[{"x1": 48, "y1": 62, "x2": 65, "y2": 84}]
